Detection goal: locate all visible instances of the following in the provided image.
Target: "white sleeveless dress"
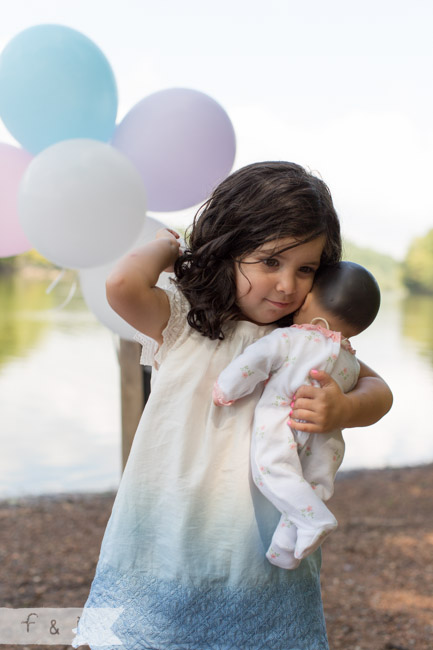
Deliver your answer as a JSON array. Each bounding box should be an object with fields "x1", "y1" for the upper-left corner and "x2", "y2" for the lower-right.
[{"x1": 73, "y1": 285, "x2": 329, "y2": 650}]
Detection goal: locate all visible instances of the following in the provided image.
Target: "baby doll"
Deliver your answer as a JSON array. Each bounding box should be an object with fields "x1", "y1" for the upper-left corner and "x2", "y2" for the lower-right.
[{"x1": 213, "y1": 261, "x2": 381, "y2": 569}]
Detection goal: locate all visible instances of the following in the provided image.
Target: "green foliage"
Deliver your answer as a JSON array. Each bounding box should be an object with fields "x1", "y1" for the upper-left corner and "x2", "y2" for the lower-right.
[
  {"x1": 342, "y1": 240, "x2": 402, "y2": 291},
  {"x1": 0, "y1": 271, "x2": 87, "y2": 370},
  {"x1": 0, "y1": 256, "x2": 19, "y2": 273},
  {"x1": 402, "y1": 229, "x2": 433, "y2": 295},
  {"x1": 401, "y1": 294, "x2": 433, "y2": 364},
  {"x1": 0, "y1": 249, "x2": 58, "y2": 274},
  {"x1": 0, "y1": 274, "x2": 53, "y2": 367}
]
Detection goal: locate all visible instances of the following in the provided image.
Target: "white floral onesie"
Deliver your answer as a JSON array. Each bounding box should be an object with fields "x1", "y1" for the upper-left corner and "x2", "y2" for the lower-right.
[{"x1": 213, "y1": 323, "x2": 360, "y2": 570}]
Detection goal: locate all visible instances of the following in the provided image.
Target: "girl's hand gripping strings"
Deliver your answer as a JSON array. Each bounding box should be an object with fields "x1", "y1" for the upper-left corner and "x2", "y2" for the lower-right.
[
  {"x1": 155, "y1": 228, "x2": 185, "y2": 272},
  {"x1": 288, "y1": 361, "x2": 393, "y2": 434},
  {"x1": 106, "y1": 228, "x2": 183, "y2": 345}
]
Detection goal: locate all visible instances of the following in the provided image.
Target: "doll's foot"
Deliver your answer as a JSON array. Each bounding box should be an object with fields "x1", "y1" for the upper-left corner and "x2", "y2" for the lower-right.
[
  {"x1": 267, "y1": 518, "x2": 300, "y2": 569},
  {"x1": 294, "y1": 522, "x2": 337, "y2": 560},
  {"x1": 266, "y1": 543, "x2": 301, "y2": 570}
]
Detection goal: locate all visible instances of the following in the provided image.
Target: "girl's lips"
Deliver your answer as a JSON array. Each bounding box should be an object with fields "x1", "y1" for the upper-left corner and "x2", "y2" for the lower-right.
[{"x1": 266, "y1": 299, "x2": 292, "y2": 309}]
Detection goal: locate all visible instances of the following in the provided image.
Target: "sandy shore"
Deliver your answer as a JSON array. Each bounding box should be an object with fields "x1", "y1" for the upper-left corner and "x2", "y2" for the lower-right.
[{"x1": 1, "y1": 464, "x2": 432, "y2": 650}]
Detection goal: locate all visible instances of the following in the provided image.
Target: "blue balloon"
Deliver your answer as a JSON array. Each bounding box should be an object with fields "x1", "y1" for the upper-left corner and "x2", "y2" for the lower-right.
[{"x1": 0, "y1": 24, "x2": 118, "y2": 154}]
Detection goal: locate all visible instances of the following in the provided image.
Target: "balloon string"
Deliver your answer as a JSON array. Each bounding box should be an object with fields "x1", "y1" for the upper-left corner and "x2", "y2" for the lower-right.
[
  {"x1": 45, "y1": 268, "x2": 66, "y2": 294},
  {"x1": 45, "y1": 268, "x2": 78, "y2": 311},
  {"x1": 53, "y1": 279, "x2": 77, "y2": 311}
]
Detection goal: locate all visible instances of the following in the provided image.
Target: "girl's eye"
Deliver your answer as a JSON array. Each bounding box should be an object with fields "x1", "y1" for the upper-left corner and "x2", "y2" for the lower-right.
[
  {"x1": 299, "y1": 266, "x2": 316, "y2": 274},
  {"x1": 262, "y1": 258, "x2": 279, "y2": 268}
]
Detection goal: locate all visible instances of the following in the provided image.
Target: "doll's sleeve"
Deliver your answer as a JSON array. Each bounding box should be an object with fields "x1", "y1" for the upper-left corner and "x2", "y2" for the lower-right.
[{"x1": 213, "y1": 329, "x2": 286, "y2": 405}]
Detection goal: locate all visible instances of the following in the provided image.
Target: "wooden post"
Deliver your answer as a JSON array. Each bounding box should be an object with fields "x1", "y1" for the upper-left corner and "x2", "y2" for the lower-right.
[{"x1": 119, "y1": 339, "x2": 144, "y2": 471}]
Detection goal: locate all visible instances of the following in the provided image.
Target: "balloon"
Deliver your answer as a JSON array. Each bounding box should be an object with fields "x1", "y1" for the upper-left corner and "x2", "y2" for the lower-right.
[
  {"x1": 0, "y1": 143, "x2": 33, "y2": 257},
  {"x1": 18, "y1": 139, "x2": 147, "y2": 269},
  {"x1": 0, "y1": 24, "x2": 117, "y2": 154},
  {"x1": 79, "y1": 216, "x2": 172, "y2": 340},
  {"x1": 112, "y1": 88, "x2": 236, "y2": 212}
]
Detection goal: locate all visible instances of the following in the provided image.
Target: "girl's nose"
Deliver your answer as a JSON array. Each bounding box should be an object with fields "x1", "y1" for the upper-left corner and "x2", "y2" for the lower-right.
[{"x1": 276, "y1": 272, "x2": 296, "y2": 295}]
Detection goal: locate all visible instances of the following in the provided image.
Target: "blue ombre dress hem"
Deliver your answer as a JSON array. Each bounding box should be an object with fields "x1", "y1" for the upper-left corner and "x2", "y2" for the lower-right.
[{"x1": 74, "y1": 559, "x2": 328, "y2": 650}]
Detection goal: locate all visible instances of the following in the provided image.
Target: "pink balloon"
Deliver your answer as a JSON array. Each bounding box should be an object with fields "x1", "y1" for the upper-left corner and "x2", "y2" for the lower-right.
[
  {"x1": 112, "y1": 88, "x2": 236, "y2": 212},
  {"x1": 0, "y1": 143, "x2": 33, "y2": 257}
]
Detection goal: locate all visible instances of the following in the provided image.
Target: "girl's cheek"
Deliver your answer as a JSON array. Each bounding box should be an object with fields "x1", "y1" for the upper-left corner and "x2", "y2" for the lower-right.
[
  {"x1": 298, "y1": 286, "x2": 310, "y2": 303},
  {"x1": 304, "y1": 277, "x2": 315, "y2": 295},
  {"x1": 234, "y1": 266, "x2": 253, "y2": 298},
  {"x1": 294, "y1": 281, "x2": 314, "y2": 310}
]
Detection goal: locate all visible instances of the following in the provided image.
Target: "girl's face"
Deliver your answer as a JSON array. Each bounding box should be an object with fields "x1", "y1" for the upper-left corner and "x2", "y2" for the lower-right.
[{"x1": 234, "y1": 235, "x2": 326, "y2": 325}]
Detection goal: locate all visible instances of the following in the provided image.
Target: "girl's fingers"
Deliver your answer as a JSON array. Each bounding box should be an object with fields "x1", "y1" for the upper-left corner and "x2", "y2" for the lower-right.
[
  {"x1": 155, "y1": 228, "x2": 187, "y2": 257},
  {"x1": 155, "y1": 227, "x2": 180, "y2": 240},
  {"x1": 288, "y1": 402, "x2": 329, "y2": 432},
  {"x1": 294, "y1": 384, "x2": 320, "y2": 399},
  {"x1": 290, "y1": 373, "x2": 344, "y2": 433},
  {"x1": 289, "y1": 409, "x2": 321, "y2": 424},
  {"x1": 287, "y1": 418, "x2": 321, "y2": 434},
  {"x1": 291, "y1": 397, "x2": 323, "y2": 412}
]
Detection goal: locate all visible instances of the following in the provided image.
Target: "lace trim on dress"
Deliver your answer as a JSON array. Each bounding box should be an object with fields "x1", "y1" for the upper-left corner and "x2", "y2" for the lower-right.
[
  {"x1": 133, "y1": 284, "x2": 191, "y2": 368},
  {"x1": 133, "y1": 331, "x2": 158, "y2": 367},
  {"x1": 72, "y1": 563, "x2": 329, "y2": 650}
]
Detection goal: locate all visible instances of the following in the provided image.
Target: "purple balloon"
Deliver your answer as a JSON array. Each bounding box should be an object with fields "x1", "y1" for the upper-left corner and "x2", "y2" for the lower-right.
[{"x1": 112, "y1": 88, "x2": 236, "y2": 212}]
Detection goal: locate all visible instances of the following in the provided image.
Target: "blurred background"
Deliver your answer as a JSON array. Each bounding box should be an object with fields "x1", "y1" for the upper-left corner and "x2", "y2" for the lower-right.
[{"x1": 1, "y1": 0, "x2": 432, "y2": 497}]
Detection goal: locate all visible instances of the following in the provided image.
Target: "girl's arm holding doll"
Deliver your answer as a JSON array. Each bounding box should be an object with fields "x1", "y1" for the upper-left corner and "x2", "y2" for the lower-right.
[{"x1": 290, "y1": 362, "x2": 392, "y2": 434}]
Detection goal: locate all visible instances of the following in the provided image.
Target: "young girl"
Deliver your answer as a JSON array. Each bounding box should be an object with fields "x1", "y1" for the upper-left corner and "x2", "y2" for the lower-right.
[{"x1": 73, "y1": 162, "x2": 392, "y2": 650}]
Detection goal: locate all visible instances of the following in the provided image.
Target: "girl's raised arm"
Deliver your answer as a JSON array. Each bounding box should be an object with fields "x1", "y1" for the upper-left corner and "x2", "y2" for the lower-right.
[
  {"x1": 290, "y1": 361, "x2": 393, "y2": 434},
  {"x1": 106, "y1": 229, "x2": 180, "y2": 345}
]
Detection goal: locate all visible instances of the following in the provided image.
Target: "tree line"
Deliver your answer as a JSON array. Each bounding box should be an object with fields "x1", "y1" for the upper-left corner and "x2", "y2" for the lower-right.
[
  {"x1": 402, "y1": 228, "x2": 433, "y2": 295},
  {"x1": 344, "y1": 229, "x2": 433, "y2": 295},
  {"x1": 1, "y1": 229, "x2": 432, "y2": 295}
]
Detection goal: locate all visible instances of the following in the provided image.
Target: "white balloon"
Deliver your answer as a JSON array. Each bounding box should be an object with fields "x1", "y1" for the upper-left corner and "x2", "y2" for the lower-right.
[
  {"x1": 18, "y1": 139, "x2": 147, "y2": 269},
  {"x1": 79, "y1": 216, "x2": 174, "y2": 340}
]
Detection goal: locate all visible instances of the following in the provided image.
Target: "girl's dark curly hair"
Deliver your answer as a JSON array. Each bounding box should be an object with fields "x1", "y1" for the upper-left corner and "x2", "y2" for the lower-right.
[{"x1": 175, "y1": 161, "x2": 341, "y2": 340}]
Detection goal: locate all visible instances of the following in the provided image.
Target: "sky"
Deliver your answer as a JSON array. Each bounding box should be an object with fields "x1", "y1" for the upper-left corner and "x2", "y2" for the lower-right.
[{"x1": 1, "y1": 0, "x2": 432, "y2": 260}]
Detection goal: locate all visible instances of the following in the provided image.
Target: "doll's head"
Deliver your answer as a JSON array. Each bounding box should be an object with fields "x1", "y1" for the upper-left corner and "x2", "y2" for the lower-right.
[
  {"x1": 293, "y1": 261, "x2": 381, "y2": 338},
  {"x1": 175, "y1": 161, "x2": 342, "y2": 339}
]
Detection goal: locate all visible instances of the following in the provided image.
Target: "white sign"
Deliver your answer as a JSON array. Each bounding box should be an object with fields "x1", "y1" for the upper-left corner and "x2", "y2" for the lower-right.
[{"x1": 0, "y1": 608, "x2": 123, "y2": 646}]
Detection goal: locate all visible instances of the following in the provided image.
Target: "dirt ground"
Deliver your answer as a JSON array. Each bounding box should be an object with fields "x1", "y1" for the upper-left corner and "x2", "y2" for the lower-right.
[{"x1": 1, "y1": 464, "x2": 432, "y2": 650}]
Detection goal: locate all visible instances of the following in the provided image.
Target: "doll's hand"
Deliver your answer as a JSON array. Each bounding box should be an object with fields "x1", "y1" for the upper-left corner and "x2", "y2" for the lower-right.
[
  {"x1": 212, "y1": 382, "x2": 234, "y2": 407},
  {"x1": 287, "y1": 370, "x2": 351, "y2": 434},
  {"x1": 155, "y1": 228, "x2": 183, "y2": 272}
]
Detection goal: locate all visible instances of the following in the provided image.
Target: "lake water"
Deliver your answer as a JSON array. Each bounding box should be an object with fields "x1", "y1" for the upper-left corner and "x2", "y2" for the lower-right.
[{"x1": 0, "y1": 272, "x2": 432, "y2": 498}]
